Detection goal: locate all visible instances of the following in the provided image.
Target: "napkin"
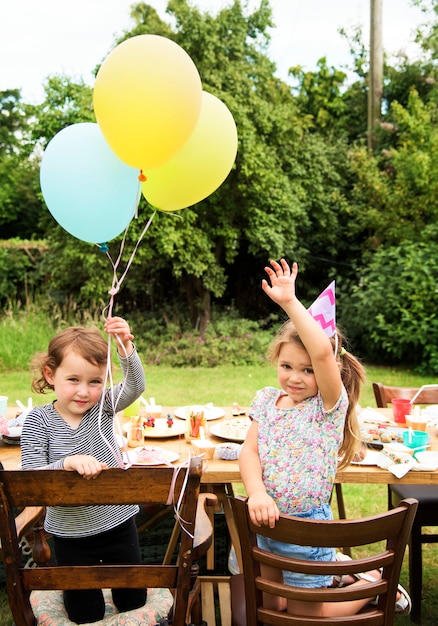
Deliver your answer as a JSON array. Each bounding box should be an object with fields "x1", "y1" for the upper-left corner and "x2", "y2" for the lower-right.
[
  {"x1": 377, "y1": 449, "x2": 414, "y2": 478},
  {"x1": 359, "y1": 407, "x2": 394, "y2": 424},
  {"x1": 0, "y1": 414, "x2": 10, "y2": 435},
  {"x1": 10, "y1": 398, "x2": 33, "y2": 426},
  {"x1": 376, "y1": 449, "x2": 438, "y2": 478}
]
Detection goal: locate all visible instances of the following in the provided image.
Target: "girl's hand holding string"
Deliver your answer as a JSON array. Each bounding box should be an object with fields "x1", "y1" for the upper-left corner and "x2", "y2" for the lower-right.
[
  {"x1": 105, "y1": 316, "x2": 134, "y2": 356},
  {"x1": 262, "y1": 259, "x2": 298, "y2": 307}
]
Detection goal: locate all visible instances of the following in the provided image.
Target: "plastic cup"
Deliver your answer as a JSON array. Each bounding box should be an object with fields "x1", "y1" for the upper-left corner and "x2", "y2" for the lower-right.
[
  {"x1": 123, "y1": 399, "x2": 140, "y2": 418},
  {"x1": 405, "y1": 414, "x2": 429, "y2": 431},
  {"x1": 402, "y1": 430, "x2": 429, "y2": 457},
  {"x1": 0, "y1": 396, "x2": 7, "y2": 417},
  {"x1": 392, "y1": 398, "x2": 412, "y2": 424}
]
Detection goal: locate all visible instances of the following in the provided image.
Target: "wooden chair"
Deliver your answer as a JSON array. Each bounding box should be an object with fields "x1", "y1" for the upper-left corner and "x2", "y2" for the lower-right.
[
  {"x1": 373, "y1": 381, "x2": 438, "y2": 624},
  {"x1": 0, "y1": 506, "x2": 45, "y2": 563},
  {"x1": 230, "y1": 494, "x2": 418, "y2": 625},
  {"x1": 0, "y1": 458, "x2": 216, "y2": 626}
]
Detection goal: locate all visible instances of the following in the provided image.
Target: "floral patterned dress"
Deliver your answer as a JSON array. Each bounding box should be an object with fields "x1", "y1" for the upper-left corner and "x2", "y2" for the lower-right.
[{"x1": 249, "y1": 386, "x2": 348, "y2": 514}]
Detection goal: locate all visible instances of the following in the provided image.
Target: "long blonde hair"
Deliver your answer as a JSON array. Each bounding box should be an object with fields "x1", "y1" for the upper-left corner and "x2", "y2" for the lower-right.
[{"x1": 269, "y1": 320, "x2": 365, "y2": 469}]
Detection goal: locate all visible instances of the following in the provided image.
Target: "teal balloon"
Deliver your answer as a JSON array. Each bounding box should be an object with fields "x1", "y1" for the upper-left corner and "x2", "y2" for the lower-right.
[{"x1": 40, "y1": 122, "x2": 139, "y2": 243}]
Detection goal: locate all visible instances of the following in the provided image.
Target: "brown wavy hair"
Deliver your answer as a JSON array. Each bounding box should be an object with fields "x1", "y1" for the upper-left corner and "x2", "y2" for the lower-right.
[{"x1": 31, "y1": 327, "x2": 108, "y2": 394}]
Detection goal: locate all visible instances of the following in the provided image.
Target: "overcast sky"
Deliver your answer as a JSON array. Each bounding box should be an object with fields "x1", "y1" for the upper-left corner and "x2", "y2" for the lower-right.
[{"x1": 0, "y1": 0, "x2": 426, "y2": 103}]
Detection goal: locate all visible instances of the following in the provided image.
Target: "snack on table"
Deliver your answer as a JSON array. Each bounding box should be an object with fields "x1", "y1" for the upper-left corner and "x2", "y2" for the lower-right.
[
  {"x1": 360, "y1": 425, "x2": 403, "y2": 444},
  {"x1": 133, "y1": 446, "x2": 168, "y2": 465},
  {"x1": 185, "y1": 410, "x2": 206, "y2": 440},
  {"x1": 191, "y1": 439, "x2": 216, "y2": 459},
  {"x1": 381, "y1": 448, "x2": 412, "y2": 465},
  {"x1": 219, "y1": 418, "x2": 251, "y2": 440},
  {"x1": 352, "y1": 444, "x2": 367, "y2": 463}
]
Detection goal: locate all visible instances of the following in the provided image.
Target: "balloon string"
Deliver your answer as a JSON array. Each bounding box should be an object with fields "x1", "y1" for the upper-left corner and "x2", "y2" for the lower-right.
[
  {"x1": 101, "y1": 209, "x2": 156, "y2": 313},
  {"x1": 110, "y1": 210, "x2": 156, "y2": 294},
  {"x1": 94, "y1": 334, "x2": 128, "y2": 469},
  {"x1": 94, "y1": 208, "x2": 157, "y2": 466}
]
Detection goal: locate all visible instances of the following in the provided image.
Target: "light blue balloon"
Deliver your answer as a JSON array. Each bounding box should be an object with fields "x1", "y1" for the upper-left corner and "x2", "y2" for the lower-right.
[{"x1": 40, "y1": 122, "x2": 140, "y2": 243}]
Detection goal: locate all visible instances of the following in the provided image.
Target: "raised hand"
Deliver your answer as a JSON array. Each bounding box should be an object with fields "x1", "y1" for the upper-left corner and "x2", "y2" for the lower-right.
[{"x1": 261, "y1": 258, "x2": 298, "y2": 307}]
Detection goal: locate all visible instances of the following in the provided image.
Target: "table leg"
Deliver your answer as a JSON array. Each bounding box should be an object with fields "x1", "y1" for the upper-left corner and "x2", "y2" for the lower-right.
[{"x1": 204, "y1": 484, "x2": 243, "y2": 574}]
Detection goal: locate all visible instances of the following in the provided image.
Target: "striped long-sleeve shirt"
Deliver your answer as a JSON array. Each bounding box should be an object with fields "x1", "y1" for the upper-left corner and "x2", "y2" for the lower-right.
[{"x1": 21, "y1": 348, "x2": 145, "y2": 538}]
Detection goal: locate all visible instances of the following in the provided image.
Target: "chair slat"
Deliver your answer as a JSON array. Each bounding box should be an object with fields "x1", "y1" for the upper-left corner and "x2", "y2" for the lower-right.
[
  {"x1": 0, "y1": 458, "x2": 214, "y2": 626},
  {"x1": 230, "y1": 495, "x2": 418, "y2": 625}
]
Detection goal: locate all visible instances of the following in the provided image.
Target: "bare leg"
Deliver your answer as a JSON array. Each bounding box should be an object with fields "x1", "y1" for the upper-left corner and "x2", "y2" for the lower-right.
[{"x1": 260, "y1": 563, "x2": 287, "y2": 612}]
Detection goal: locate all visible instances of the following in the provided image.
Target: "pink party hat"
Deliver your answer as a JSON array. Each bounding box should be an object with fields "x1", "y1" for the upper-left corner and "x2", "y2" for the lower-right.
[{"x1": 307, "y1": 281, "x2": 336, "y2": 337}]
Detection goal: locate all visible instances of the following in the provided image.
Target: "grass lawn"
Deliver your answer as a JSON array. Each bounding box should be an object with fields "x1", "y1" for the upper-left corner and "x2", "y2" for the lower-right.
[
  {"x1": 3, "y1": 361, "x2": 436, "y2": 410},
  {"x1": 0, "y1": 362, "x2": 437, "y2": 624}
]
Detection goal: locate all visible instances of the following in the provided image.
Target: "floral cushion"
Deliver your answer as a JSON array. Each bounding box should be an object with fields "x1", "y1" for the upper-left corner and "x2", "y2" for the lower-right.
[{"x1": 30, "y1": 587, "x2": 173, "y2": 626}]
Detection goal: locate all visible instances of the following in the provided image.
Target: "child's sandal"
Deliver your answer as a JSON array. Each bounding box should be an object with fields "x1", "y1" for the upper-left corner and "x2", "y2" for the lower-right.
[{"x1": 335, "y1": 552, "x2": 411, "y2": 614}]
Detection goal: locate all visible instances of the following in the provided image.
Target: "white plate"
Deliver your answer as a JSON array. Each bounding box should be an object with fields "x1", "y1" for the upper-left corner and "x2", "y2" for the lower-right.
[
  {"x1": 414, "y1": 451, "x2": 438, "y2": 469},
  {"x1": 7, "y1": 426, "x2": 22, "y2": 437},
  {"x1": 351, "y1": 450, "x2": 383, "y2": 466},
  {"x1": 124, "y1": 446, "x2": 179, "y2": 466},
  {"x1": 174, "y1": 406, "x2": 225, "y2": 421},
  {"x1": 1, "y1": 423, "x2": 22, "y2": 444},
  {"x1": 123, "y1": 418, "x2": 186, "y2": 439},
  {"x1": 209, "y1": 418, "x2": 251, "y2": 443},
  {"x1": 422, "y1": 405, "x2": 438, "y2": 421},
  {"x1": 2, "y1": 435, "x2": 21, "y2": 445},
  {"x1": 422, "y1": 405, "x2": 438, "y2": 413}
]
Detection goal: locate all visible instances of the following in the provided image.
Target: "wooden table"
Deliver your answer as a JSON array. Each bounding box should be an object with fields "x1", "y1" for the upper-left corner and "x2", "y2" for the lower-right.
[
  {"x1": 3, "y1": 404, "x2": 438, "y2": 626},
  {"x1": 3, "y1": 405, "x2": 438, "y2": 484},
  {"x1": 2, "y1": 406, "x2": 438, "y2": 572}
]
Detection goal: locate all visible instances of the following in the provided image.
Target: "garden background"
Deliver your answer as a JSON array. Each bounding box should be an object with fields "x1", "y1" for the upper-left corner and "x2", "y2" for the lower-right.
[{"x1": 2, "y1": 0, "x2": 438, "y2": 623}]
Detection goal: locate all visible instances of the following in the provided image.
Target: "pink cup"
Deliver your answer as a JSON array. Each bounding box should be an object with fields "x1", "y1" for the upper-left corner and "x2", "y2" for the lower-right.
[{"x1": 392, "y1": 398, "x2": 412, "y2": 424}]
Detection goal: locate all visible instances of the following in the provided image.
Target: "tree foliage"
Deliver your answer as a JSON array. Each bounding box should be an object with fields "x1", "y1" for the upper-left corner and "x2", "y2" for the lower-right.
[{"x1": 3, "y1": 0, "x2": 438, "y2": 372}]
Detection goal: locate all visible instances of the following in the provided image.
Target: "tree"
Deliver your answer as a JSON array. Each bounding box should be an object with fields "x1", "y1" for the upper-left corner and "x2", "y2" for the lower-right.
[
  {"x1": 0, "y1": 90, "x2": 41, "y2": 239},
  {"x1": 29, "y1": 1, "x2": 314, "y2": 334}
]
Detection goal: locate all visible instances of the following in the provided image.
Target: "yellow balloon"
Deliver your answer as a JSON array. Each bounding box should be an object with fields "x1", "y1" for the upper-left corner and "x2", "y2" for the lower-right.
[
  {"x1": 93, "y1": 35, "x2": 202, "y2": 170},
  {"x1": 141, "y1": 92, "x2": 238, "y2": 211}
]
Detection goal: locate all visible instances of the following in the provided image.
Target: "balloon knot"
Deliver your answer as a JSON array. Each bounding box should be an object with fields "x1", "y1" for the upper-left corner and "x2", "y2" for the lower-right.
[
  {"x1": 108, "y1": 287, "x2": 119, "y2": 295},
  {"x1": 138, "y1": 170, "x2": 147, "y2": 182},
  {"x1": 99, "y1": 243, "x2": 109, "y2": 253}
]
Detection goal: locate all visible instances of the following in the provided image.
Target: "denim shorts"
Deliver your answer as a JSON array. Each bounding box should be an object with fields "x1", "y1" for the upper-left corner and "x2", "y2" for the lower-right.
[{"x1": 256, "y1": 503, "x2": 335, "y2": 588}]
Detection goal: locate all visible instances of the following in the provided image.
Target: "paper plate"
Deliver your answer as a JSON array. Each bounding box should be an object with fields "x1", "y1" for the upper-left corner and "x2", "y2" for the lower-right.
[
  {"x1": 209, "y1": 418, "x2": 251, "y2": 443},
  {"x1": 351, "y1": 450, "x2": 383, "y2": 466},
  {"x1": 174, "y1": 405, "x2": 225, "y2": 421},
  {"x1": 125, "y1": 446, "x2": 179, "y2": 466},
  {"x1": 1, "y1": 423, "x2": 22, "y2": 444},
  {"x1": 414, "y1": 451, "x2": 438, "y2": 469}
]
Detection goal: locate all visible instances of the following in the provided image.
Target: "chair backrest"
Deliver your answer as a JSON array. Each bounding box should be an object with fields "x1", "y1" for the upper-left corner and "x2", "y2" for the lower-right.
[
  {"x1": 0, "y1": 506, "x2": 44, "y2": 562},
  {"x1": 231, "y1": 495, "x2": 418, "y2": 625},
  {"x1": 372, "y1": 382, "x2": 438, "y2": 407},
  {"x1": 0, "y1": 457, "x2": 214, "y2": 626}
]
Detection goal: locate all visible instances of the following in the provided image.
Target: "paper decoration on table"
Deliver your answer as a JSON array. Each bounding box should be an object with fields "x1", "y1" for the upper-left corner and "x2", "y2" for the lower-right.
[{"x1": 308, "y1": 281, "x2": 336, "y2": 338}]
